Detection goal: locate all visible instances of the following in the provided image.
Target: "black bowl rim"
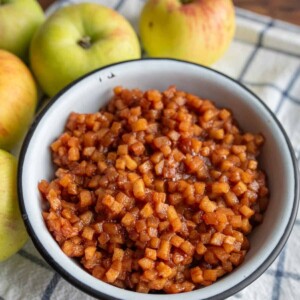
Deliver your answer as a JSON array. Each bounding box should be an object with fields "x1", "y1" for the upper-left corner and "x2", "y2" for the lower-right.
[{"x1": 17, "y1": 58, "x2": 300, "y2": 300}]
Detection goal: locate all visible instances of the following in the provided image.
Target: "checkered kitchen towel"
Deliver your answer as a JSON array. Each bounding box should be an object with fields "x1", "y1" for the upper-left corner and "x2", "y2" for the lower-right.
[{"x1": 1, "y1": 1, "x2": 300, "y2": 299}]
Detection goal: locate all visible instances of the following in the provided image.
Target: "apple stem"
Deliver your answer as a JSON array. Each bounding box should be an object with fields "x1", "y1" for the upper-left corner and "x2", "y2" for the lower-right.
[
  {"x1": 78, "y1": 36, "x2": 92, "y2": 49},
  {"x1": 180, "y1": 0, "x2": 193, "y2": 4}
]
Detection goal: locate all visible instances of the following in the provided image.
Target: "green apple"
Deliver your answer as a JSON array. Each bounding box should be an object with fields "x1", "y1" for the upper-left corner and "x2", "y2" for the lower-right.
[
  {"x1": 0, "y1": 0, "x2": 45, "y2": 61},
  {"x1": 0, "y1": 149, "x2": 28, "y2": 262},
  {"x1": 0, "y1": 50, "x2": 38, "y2": 151},
  {"x1": 30, "y1": 3, "x2": 141, "y2": 97},
  {"x1": 139, "y1": 0, "x2": 235, "y2": 66}
]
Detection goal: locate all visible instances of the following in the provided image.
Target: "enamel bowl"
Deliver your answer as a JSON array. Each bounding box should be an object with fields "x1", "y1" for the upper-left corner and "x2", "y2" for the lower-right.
[{"x1": 18, "y1": 59, "x2": 299, "y2": 300}]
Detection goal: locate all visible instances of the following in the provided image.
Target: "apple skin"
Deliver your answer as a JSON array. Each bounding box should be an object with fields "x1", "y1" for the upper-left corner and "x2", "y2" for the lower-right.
[
  {"x1": 30, "y1": 3, "x2": 141, "y2": 97},
  {"x1": 0, "y1": 149, "x2": 28, "y2": 262},
  {"x1": 0, "y1": 50, "x2": 38, "y2": 151},
  {"x1": 139, "y1": 0, "x2": 235, "y2": 66},
  {"x1": 0, "y1": 0, "x2": 45, "y2": 62}
]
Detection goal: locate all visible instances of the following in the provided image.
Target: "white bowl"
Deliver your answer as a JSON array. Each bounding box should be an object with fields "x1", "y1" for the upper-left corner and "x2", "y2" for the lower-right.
[{"x1": 18, "y1": 59, "x2": 299, "y2": 300}]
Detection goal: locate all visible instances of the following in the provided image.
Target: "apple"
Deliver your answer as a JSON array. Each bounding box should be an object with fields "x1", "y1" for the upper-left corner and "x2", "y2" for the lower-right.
[
  {"x1": 0, "y1": 0, "x2": 45, "y2": 62},
  {"x1": 30, "y1": 3, "x2": 141, "y2": 97},
  {"x1": 0, "y1": 149, "x2": 28, "y2": 262},
  {"x1": 139, "y1": 0, "x2": 235, "y2": 66},
  {"x1": 0, "y1": 50, "x2": 38, "y2": 151}
]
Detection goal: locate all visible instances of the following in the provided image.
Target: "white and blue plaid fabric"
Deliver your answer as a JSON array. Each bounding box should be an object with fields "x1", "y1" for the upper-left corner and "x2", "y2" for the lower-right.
[{"x1": 1, "y1": 1, "x2": 300, "y2": 299}]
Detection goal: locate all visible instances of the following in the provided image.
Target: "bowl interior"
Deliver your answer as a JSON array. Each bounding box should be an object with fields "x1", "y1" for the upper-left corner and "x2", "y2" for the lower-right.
[{"x1": 19, "y1": 59, "x2": 297, "y2": 300}]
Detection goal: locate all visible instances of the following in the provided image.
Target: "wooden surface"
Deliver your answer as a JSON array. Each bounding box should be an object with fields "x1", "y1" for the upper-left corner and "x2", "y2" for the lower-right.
[
  {"x1": 233, "y1": 0, "x2": 300, "y2": 26},
  {"x1": 39, "y1": 0, "x2": 300, "y2": 26}
]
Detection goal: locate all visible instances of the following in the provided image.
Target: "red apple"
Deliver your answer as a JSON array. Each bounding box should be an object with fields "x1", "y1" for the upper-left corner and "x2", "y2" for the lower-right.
[
  {"x1": 139, "y1": 0, "x2": 235, "y2": 66},
  {"x1": 0, "y1": 50, "x2": 38, "y2": 150}
]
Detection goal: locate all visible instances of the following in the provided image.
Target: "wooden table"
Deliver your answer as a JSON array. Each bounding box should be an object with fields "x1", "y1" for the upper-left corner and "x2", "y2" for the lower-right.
[
  {"x1": 234, "y1": 0, "x2": 300, "y2": 26},
  {"x1": 39, "y1": 0, "x2": 300, "y2": 26}
]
